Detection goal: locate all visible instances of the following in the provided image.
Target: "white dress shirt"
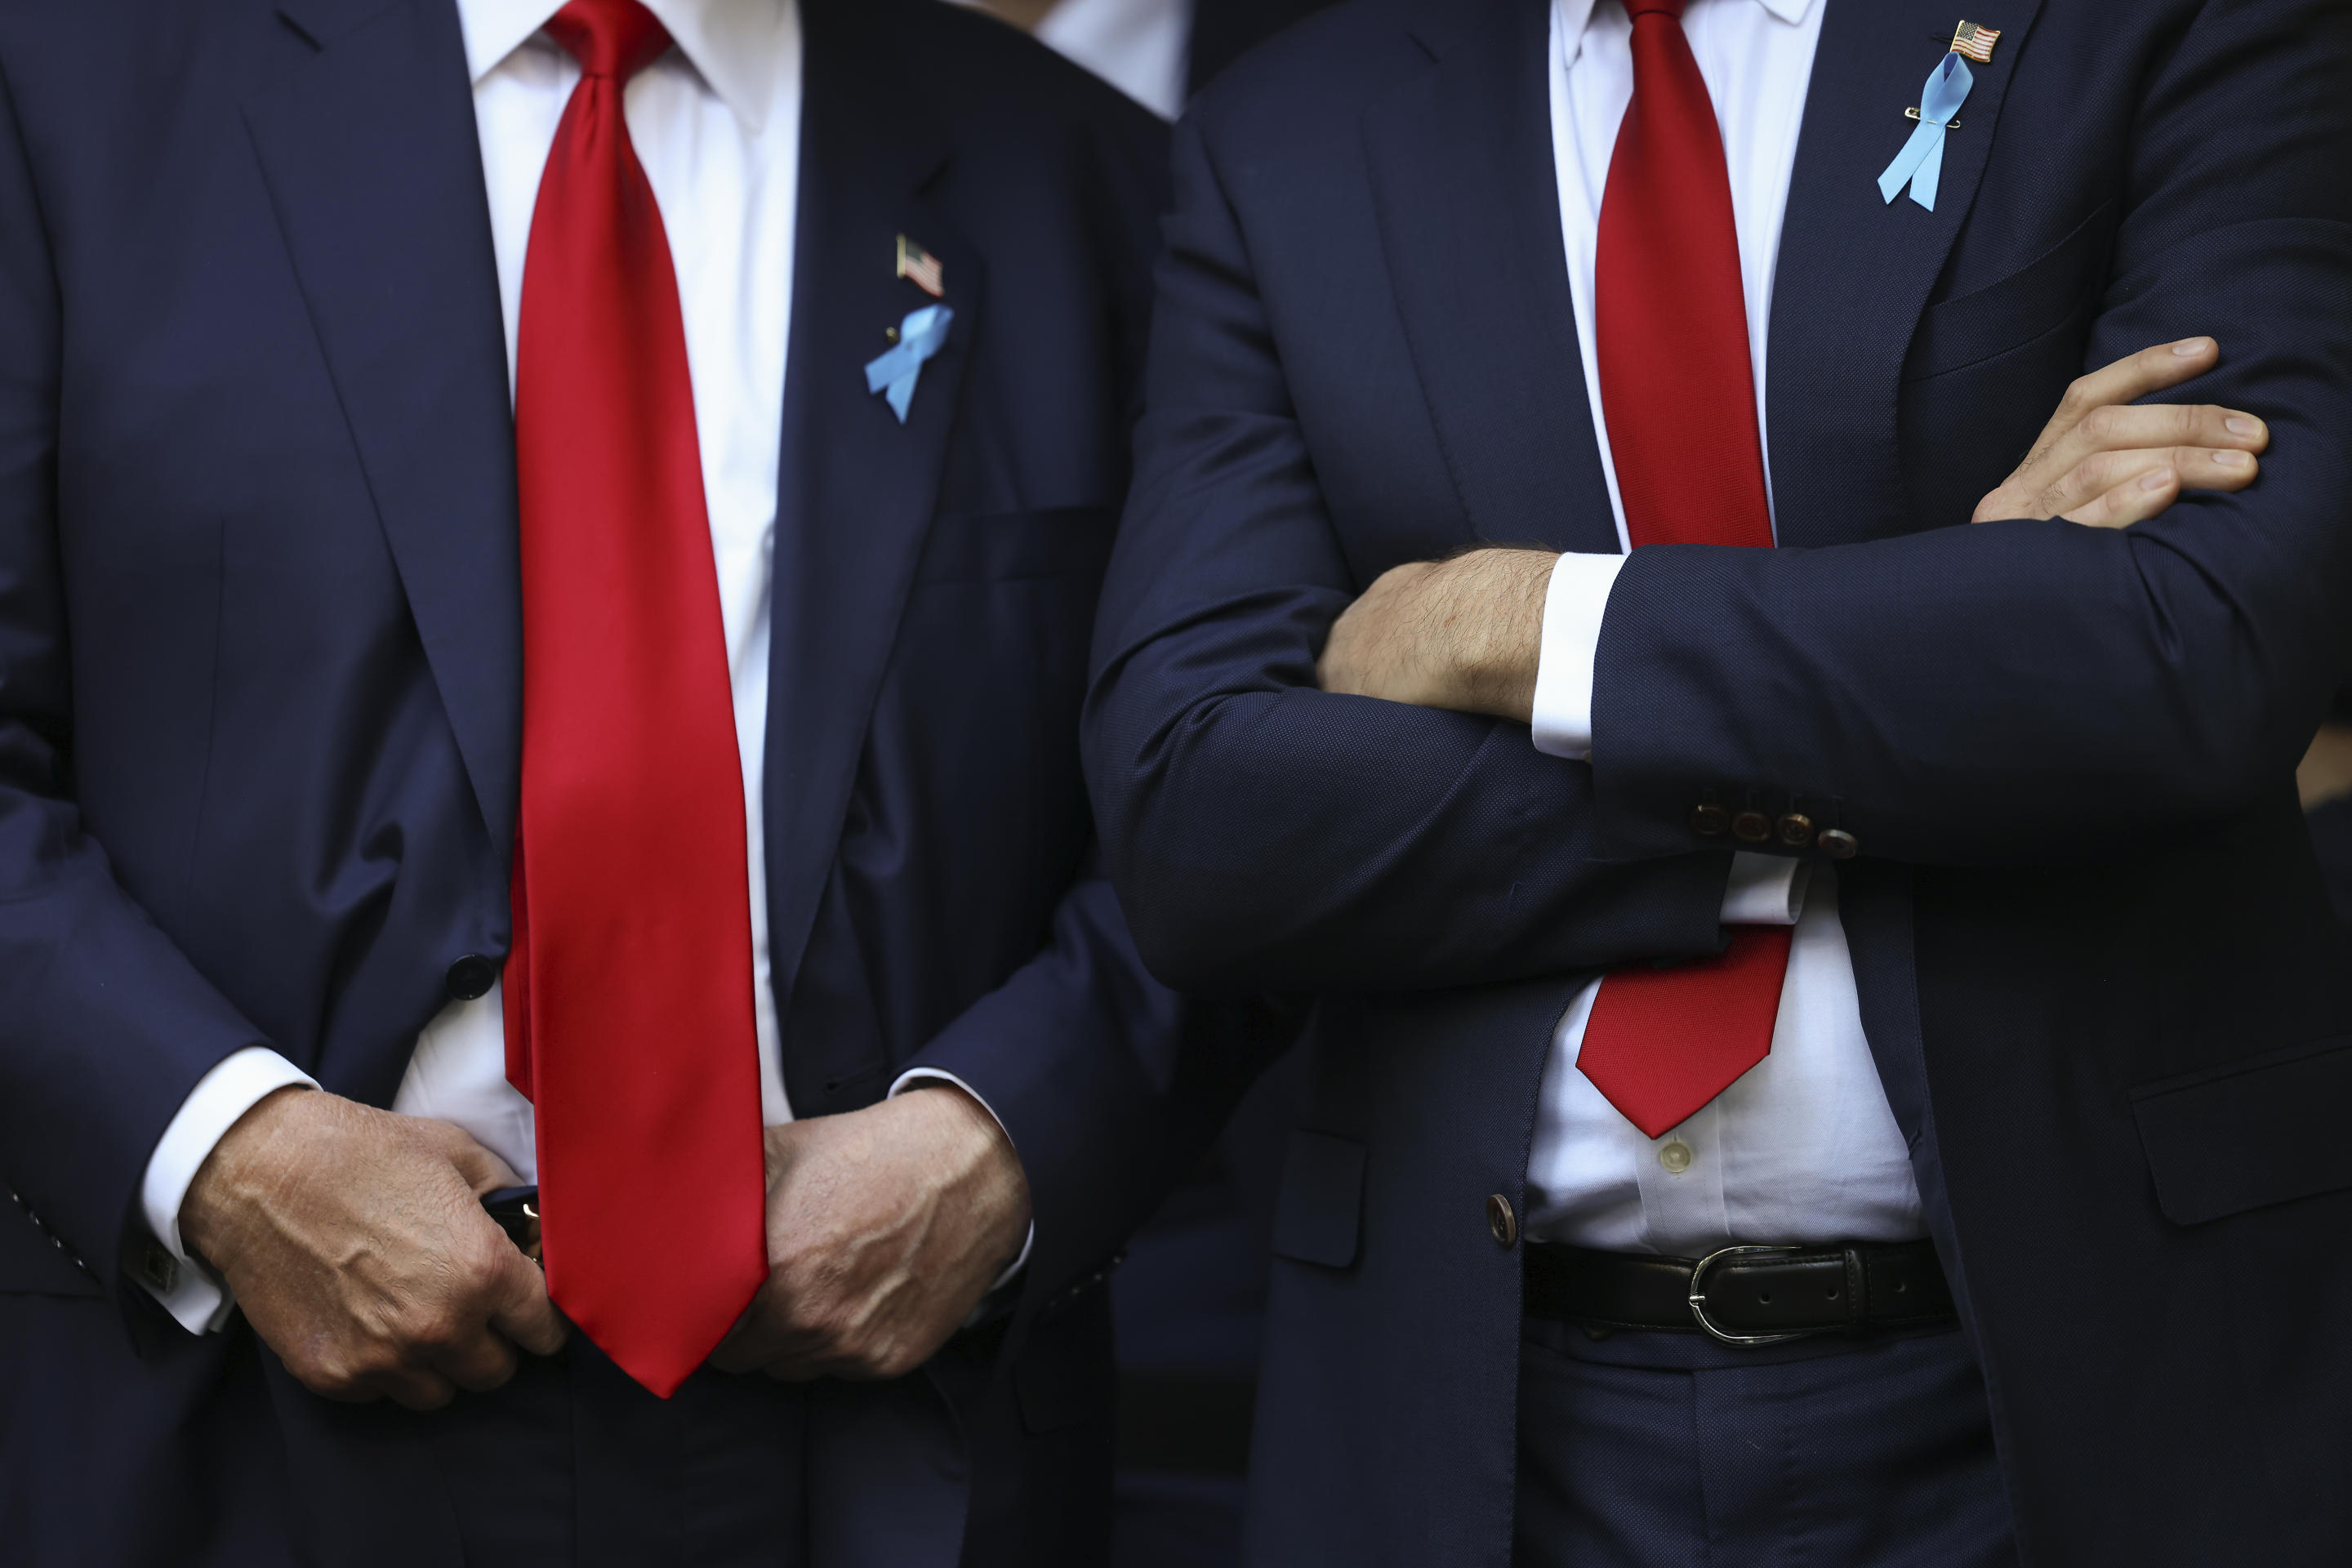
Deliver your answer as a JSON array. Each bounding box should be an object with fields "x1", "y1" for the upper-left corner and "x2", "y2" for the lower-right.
[
  {"x1": 1521, "y1": 0, "x2": 1926, "y2": 1254},
  {"x1": 137, "y1": 0, "x2": 1018, "y2": 1334},
  {"x1": 942, "y1": 0, "x2": 1190, "y2": 122}
]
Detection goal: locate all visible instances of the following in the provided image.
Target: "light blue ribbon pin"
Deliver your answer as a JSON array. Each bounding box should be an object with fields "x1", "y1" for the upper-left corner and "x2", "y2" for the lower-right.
[
  {"x1": 1877, "y1": 51, "x2": 1974, "y2": 211},
  {"x1": 865, "y1": 305, "x2": 954, "y2": 424}
]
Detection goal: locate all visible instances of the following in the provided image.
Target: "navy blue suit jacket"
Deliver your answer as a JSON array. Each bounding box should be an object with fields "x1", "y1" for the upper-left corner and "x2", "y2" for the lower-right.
[
  {"x1": 1086, "y1": 0, "x2": 2352, "y2": 1562},
  {"x1": 0, "y1": 1, "x2": 1259, "y2": 1561}
]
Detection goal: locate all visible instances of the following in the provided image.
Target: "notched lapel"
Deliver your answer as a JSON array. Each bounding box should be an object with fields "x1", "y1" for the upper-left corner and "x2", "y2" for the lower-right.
[
  {"x1": 243, "y1": 0, "x2": 522, "y2": 852},
  {"x1": 1359, "y1": 0, "x2": 1618, "y2": 557},
  {"x1": 762, "y1": 3, "x2": 975, "y2": 1042},
  {"x1": 1766, "y1": 0, "x2": 2044, "y2": 548}
]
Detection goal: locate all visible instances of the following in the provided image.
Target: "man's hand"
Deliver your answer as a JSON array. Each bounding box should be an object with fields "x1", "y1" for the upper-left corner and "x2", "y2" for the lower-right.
[
  {"x1": 1316, "y1": 547, "x2": 1558, "y2": 724},
  {"x1": 179, "y1": 1087, "x2": 565, "y2": 1410},
  {"x1": 708, "y1": 1085, "x2": 1031, "y2": 1382},
  {"x1": 1973, "y1": 336, "x2": 2267, "y2": 528}
]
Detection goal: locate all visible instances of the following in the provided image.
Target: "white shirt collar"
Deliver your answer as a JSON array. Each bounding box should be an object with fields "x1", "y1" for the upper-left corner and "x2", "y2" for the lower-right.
[
  {"x1": 457, "y1": 0, "x2": 794, "y2": 133},
  {"x1": 1557, "y1": 0, "x2": 1819, "y2": 60}
]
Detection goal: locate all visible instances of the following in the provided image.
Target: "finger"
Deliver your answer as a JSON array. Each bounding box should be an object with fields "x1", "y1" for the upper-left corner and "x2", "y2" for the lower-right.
[
  {"x1": 429, "y1": 1322, "x2": 522, "y2": 1394},
  {"x1": 2060, "y1": 466, "x2": 2177, "y2": 530},
  {"x1": 484, "y1": 1244, "x2": 569, "y2": 1358},
  {"x1": 2062, "y1": 336, "x2": 2221, "y2": 418},
  {"x1": 1993, "y1": 340, "x2": 2229, "y2": 516},
  {"x1": 2042, "y1": 401, "x2": 2267, "y2": 476},
  {"x1": 706, "y1": 1289, "x2": 788, "y2": 1375},
  {"x1": 379, "y1": 1369, "x2": 461, "y2": 1412},
  {"x1": 2041, "y1": 445, "x2": 2260, "y2": 517}
]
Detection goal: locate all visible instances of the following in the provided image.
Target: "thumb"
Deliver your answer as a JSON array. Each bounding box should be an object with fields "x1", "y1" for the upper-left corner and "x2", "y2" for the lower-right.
[
  {"x1": 487, "y1": 1244, "x2": 569, "y2": 1357},
  {"x1": 410, "y1": 1117, "x2": 525, "y2": 1196}
]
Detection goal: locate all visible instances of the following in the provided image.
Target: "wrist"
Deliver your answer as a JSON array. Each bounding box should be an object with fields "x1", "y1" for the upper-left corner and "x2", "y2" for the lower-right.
[
  {"x1": 1444, "y1": 548, "x2": 1556, "y2": 723},
  {"x1": 178, "y1": 1083, "x2": 314, "y2": 1270},
  {"x1": 904, "y1": 1083, "x2": 1031, "y2": 1255}
]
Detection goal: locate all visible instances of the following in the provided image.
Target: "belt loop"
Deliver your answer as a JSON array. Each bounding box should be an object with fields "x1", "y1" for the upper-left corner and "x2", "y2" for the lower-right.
[{"x1": 1842, "y1": 1245, "x2": 1867, "y2": 1332}]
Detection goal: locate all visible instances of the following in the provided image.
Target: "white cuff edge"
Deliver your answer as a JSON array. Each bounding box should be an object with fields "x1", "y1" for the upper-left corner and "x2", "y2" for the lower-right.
[
  {"x1": 1530, "y1": 552, "x2": 1628, "y2": 761},
  {"x1": 140, "y1": 1048, "x2": 318, "y2": 1334},
  {"x1": 886, "y1": 1067, "x2": 1034, "y2": 1291}
]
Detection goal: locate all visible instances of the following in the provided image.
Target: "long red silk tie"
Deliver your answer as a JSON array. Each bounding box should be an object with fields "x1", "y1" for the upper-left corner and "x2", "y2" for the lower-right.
[
  {"x1": 1578, "y1": 0, "x2": 1793, "y2": 1141},
  {"x1": 506, "y1": 0, "x2": 768, "y2": 1398}
]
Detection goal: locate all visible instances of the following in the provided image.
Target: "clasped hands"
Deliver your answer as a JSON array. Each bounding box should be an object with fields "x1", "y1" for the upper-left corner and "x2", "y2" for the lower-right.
[
  {"x1": 182, "y1": 1081, "x2": 1029, "y2": 1410},
  {"x1": 1316, "y1": 336, "x2": 2268, "y2": 716}
]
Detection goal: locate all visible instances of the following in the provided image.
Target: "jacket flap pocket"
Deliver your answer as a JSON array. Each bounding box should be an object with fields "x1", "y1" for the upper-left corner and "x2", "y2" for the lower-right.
[
  {"x1": 2131, "y1": 1035, "x2": 2352, "y2": 1226},
  {"x1": 1271, "y1": 1130, "x2": 1365, "y2": 1268}
]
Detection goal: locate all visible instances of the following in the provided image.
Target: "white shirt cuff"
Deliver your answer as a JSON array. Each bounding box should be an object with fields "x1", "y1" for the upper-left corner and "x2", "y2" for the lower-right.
[
  {"x1": 139, "y1": 1047, "x2": 318, "y2": 1334},
  {"x1": 1529, "y1": 552, "x2": 1629, "y2": 760},
  {"x1": 887, "y1": 1068, "x2": 1035, "y2": 1291},
  {"x1": 1722, "y1": 852, "x2": 1811, "y2": 925}
]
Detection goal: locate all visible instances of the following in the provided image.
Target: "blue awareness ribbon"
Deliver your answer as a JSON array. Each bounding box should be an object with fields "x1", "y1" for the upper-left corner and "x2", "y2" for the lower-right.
[
  {"x1": 864, "y1": 305, "x2": 955, "y2": 424},
  {"x1": 1877, "y1": 51, "x2": 1975, "y2": 212}
]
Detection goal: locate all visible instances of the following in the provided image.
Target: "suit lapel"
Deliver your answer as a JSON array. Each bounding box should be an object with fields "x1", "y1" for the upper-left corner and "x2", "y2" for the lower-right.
[
  {"x1": 244, "y1": 0, "x2": 521, "y2": 851},
  {"x1": 762, "y1": 0, "x2": 975, "y2": 1022},
  {"x1": 1767, "y1": 0, "x2": 2042, "y2": 547},
  {"x1": 1360, "y1": 0, "x2": 1619, "y2": 556}
]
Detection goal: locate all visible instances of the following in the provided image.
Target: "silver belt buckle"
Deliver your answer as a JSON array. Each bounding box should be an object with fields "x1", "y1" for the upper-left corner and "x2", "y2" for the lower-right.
[{"x1": 1687, "y1": 1245, "x2": 1814, "y2": 1347}]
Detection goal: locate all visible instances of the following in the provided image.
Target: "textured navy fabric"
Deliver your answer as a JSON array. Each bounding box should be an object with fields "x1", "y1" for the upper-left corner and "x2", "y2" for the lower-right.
[
  {"x1": 1084, "y1": 0, "x2": 2352, "y2": 1563},
  {"x1": 0, "y1": 0, "x2": 1270, "y2": 1561},
  {"x1": 1513, "y1": 1323, "x2": 2014, "y2": 1568}
]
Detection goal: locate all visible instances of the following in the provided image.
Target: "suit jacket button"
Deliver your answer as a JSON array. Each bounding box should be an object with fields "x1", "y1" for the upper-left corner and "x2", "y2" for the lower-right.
[
  {"x1": 444, "y1": 955, "x2": 498, "y2": 1002},
  {"x1": 1731, "y1": 811, "x2": 1773, "y2": 844},
  {"x1": 1486, "y1": 1194, "x2": 1519, "y2": 1250},
  {"x1": 1817, "y1": 829, "x2": 1860, "y2": 860},
  {"x1": 1776, "y1": 813, "x2": 1815, "y2": 847},
  {"x1": 1690, "y1": 804, "x2": 1731, "y2": 836}
]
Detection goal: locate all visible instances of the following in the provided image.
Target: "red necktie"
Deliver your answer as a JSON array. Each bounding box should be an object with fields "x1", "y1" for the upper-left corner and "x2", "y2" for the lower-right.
[
  {"x1": 1577, "y1": 0, "x2": 1793, "y2": 1141},
  {"x1": 505, "y1": 0, "x2": 768, "y2": 1397}
]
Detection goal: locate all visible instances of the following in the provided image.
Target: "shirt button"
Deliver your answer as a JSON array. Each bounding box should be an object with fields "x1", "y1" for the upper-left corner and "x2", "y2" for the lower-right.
[
  {"x1": 1658, "y1": 1141, "x2": 1694, "y2": 1174},
  {"x1": 444, "y1": 954, "x2": 499, "y2": 1002}
]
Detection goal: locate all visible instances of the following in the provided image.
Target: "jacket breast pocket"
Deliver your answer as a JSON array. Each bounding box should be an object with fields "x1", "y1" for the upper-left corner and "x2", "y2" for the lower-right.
[
  {"x1": 1271, "y1": 1130, "x2": 1366, "y2": 1269},
  {"x1": 912, "y1": 504, "x2": 1116, "y2": 587},
  {"x1": 1904, "y1": 198, "x2": 2116, "y2": 384},
  {"x1": 2131, "y1": 1035, "x2": 2352, "y2": 1226}
]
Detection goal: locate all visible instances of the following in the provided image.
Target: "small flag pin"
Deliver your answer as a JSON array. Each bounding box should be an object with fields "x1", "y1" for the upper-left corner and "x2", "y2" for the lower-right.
[
  {"x1": 1949, "y1": 20, "x2": 2001, "y2": 63},
  {"x1": 896, "y1": 234, "x2": 945, "y2": 300}
]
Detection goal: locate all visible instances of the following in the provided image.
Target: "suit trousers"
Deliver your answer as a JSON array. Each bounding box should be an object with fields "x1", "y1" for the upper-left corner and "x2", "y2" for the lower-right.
[{"x1": 1512, "y1": 1317, "x2": 2016, "y2": 1568}]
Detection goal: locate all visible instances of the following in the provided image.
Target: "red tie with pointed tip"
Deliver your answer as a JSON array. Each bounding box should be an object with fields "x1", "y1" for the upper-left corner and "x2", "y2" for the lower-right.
[
  {"x1": 505, "y1": 0, "x2": 768, "y2": 1398},
  {"x1": 1576, "y1": 0, "x2": 1793, "y2": 1141}
]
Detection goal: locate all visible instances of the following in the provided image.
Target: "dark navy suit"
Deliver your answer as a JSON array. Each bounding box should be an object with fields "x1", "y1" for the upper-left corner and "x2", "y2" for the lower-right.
[
  {"x1": 1085, "y1": 0, "x2": 2352, "y2": 1562},
  {"x1": 0, "y1": 1, "x2": 1263, "y2": 1563}
]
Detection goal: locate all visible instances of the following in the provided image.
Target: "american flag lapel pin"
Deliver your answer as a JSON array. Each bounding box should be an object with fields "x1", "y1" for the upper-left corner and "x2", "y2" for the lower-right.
[
  {"x1": 896, "y1": 234, "x2": 946, "y2": 299},
  {"x1": 1949, "y1": 20, "x2": 2001, "y2": 63}
]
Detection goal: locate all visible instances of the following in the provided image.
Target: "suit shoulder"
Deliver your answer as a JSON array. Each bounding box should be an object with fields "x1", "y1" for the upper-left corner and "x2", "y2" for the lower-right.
[{"x1": 1186, "y1": 0, "x2": 1428, "y2": 142}]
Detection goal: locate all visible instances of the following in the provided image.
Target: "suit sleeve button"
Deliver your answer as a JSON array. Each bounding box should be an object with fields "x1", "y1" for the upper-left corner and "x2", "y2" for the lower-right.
[
  {"x1": 1775, "y1": 813, "x2": 1815, "y2": 847},
  {"x1": 1817, "y1": 829, "x2": 1860, "y2": 860},
  {"x1": 1690, "y1": 804, "x2": 1731, "y2": 836},
  {"x1": 1486, "y1": 1193, "x2": 1519, "y2": 1250},
  {"x1": 1731, "y1": 811, "x2": 1773, "y2": 844},
  {"x1": 444, "y1": 955, "x2": 499, "y2": 1002}
]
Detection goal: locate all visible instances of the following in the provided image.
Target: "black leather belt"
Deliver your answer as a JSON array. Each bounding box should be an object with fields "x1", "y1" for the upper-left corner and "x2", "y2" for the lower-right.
[{"x1": 1524, "y1": 1238, "x2": 1956, "y2": 1346}]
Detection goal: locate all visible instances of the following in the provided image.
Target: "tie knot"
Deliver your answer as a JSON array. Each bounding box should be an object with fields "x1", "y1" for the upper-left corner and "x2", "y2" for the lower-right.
[
  {"x1": 546, "y1": 0, "x2": 673, "y2": 81},
  {"x1": 1624, "y1": 0, "x2": 1690, "y2": 20}
]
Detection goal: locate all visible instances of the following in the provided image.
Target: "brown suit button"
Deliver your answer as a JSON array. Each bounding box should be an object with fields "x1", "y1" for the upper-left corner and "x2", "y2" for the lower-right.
[
  {"x1": 1690, "y1": 804, "x2": 1731, "y2": 837},
  {"x1": 1776, "y1": 813, "x2": 1815, "y2": 847},
  {"x1": 1818, "y1": 829, "x2": 1860, "y2": 860},
  {"x1": 1486, "y1": 1194, "x2": 1519, "y2": 1250},
  {"x1": 1731, "y1": 810, "x2": 1773, "y2": 844}
]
